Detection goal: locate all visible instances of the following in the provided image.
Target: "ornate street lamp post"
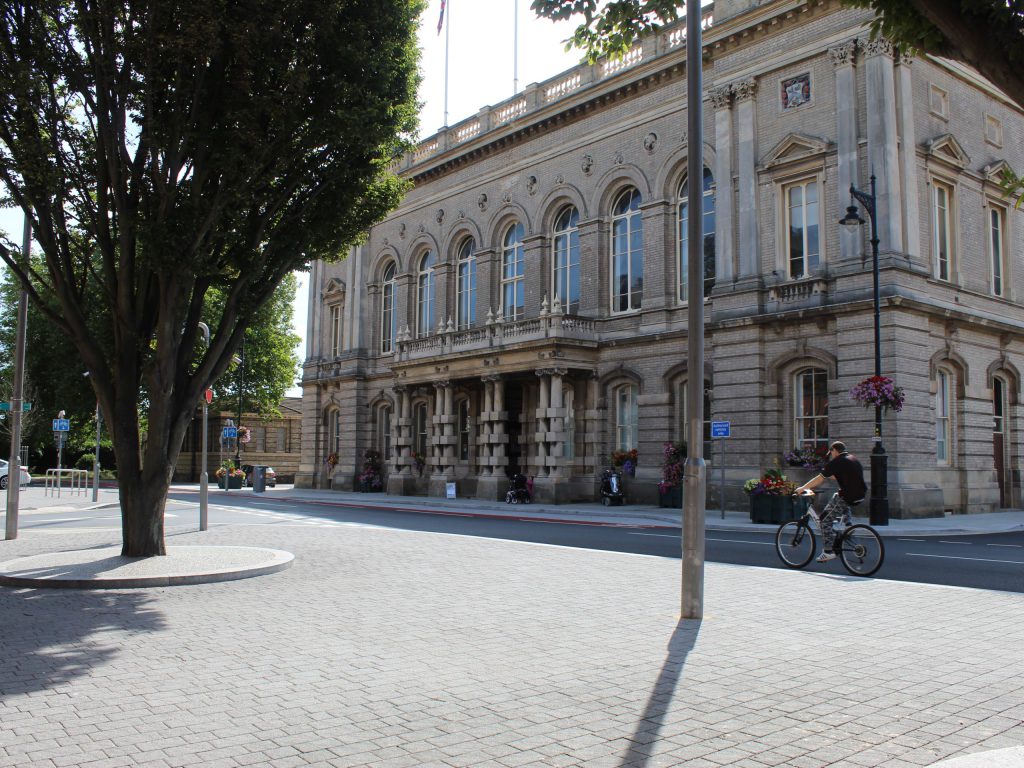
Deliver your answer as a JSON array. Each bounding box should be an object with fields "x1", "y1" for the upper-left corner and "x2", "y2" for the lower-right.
[{"x1": 839, "y1": 174, "x2": 889, "y2": 525}]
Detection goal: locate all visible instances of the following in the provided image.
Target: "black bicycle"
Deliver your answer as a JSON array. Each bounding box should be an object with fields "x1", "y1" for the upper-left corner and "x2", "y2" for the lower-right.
[{"x1": 775, "y1": 492, "x2": 885, "y2": 577}]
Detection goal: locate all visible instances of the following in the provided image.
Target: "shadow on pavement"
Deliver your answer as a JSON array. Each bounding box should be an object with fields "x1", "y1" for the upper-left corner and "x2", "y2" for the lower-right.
[
  {"x1": 0, "y1": 589, "x2": 166, "y2": 698},
  {"x1": 619, "y1": 618, "x2": 702, "y2": 767}
]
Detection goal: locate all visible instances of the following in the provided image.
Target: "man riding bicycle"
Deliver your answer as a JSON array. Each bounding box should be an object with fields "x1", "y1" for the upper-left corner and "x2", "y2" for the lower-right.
[{"x1": 793, "y1": 441, "x2": 867, "y2": 563}]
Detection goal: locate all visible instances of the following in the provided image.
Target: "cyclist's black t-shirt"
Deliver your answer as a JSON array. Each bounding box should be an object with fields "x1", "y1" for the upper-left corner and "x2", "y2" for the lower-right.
[{"x1": 821, "y1": 452, "x2": 867, "y2": 503}]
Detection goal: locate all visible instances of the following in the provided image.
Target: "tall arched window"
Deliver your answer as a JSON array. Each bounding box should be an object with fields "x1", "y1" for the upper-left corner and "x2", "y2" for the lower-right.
[
  {"x1": 552, "y1": 206, "x2": 580, "y2": 314},
  {"x1": 380, "y1": 262, "x2": 397, "y2": 354},
  {"x1": 456, "y1": 238, "x2": 477, "y2": 330},
  {"x1": 502, "y1": 222, "x2": 525, "y2": 321},
  {"x1": 414, "y1": 402, "x2": 429, "y2": 458},
  {"x1": 328, "y1": 410, "x2": 342, "y2": 457},
  {"x1": 786, "y1": 179, "x2": 820, "y2": 279},
  {"x1": 678, "y1": 168, "x2": 715, "y2": 301},
  {"x1": 376, "y1": 404, "x2": 392, "y2": 461},
  {"x1": 936, "y1": 369, "x2": 952, "y2": 464},
  {"x1": 416, "y1": 250, "x2": 437, "y2": 338},
  {"x1": 611, "y1": 188, "x2": 643, "y2": 313},
  {"x1": 794, "y1": 368, "x2": 828, "y2": 448},
  {"x1": 614, "y1": 383, "x2": 639, "y2": 451}
]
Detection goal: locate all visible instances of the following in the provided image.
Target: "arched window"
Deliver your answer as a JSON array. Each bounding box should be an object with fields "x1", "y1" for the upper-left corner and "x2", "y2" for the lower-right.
[
  {"x1": 328, "y1": 410, "x2": 342, "y2": 457},
  {"x1": 413, "y1": 402, "x2": 429, "y2": 458},
  {"x1": 416, "y1": 250, "x2": 437, "y2": 338},
  {"x1": 794, "y1": 367, "x2": 828, "y2": 449},
  {"x1": 614, "y1": 383, "x2": 639, "y2": 451},
  {"x1": 552, "y1": 206, "x2": 580, "y2": 314},
  {"x1": 502, "y1": 223, "x2": 525, "y2": 321},
  {"x1": 679, "y1": 168, "x2": 716, "y2": 301},
  {"x1": 611, "y1": 188, "x2": 644, "y2": 313},
  {"x1": 380, "y1": 262, "x2": 397, "y2": 354},
  {"x1": 376, "y1": 404, "x2": 392, "y2": 461},
  {"x1": 458, "y1": 399, "x2": 471, "y2": 461},
  {"x1": 936, "y1": 369, "x2": 952, "y2": 464},
  {"x1": 456, "y1": 238, "x2": 477, "y2": 330}
]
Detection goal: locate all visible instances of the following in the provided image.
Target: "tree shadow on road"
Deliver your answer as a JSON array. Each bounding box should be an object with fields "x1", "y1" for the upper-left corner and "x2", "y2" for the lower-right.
[
  {"x1": 0, "y1": 588, "x2": 166, "y2": 699},
  {"x1": 618, "y1": 618, "x2": 702, "y2": 768}
]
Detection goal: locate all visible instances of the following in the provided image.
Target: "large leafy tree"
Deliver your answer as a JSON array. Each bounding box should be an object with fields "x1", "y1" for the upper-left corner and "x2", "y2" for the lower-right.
[
  {"x1": 0, "y1": 0, "x2": 422, "y2": 555},
  {"x1": 532, "y1": 1, "x2": 1024, "y2": 108},
  {"x1": 0, "y1": 264, "x2": 301, "y2": 466}
]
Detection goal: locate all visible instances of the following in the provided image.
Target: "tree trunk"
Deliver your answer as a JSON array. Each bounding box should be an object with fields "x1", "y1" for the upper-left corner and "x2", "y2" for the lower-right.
[{"x1": 119, "y1": 472, "x2": 169, "y2": 557}]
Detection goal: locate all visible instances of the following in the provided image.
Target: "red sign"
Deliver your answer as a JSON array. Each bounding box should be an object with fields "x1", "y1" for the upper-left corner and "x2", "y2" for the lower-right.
[{"x1": 204, "y1": 389, "x2": 214, "y2": 405}]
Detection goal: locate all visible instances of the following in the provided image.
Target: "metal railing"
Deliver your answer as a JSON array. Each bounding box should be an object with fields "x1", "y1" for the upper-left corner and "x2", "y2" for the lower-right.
[{"x1": 44, "y1": 468, "x2": 89, "y2": 497}]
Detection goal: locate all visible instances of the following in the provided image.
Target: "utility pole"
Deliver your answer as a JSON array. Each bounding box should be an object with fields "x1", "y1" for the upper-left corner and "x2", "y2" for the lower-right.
[
  {"x1": 5, "y1": 213, "x2": 31, "y2": 540},
  {"x1": 681, "y1": 0, "x2": 706, "y2": 619}
]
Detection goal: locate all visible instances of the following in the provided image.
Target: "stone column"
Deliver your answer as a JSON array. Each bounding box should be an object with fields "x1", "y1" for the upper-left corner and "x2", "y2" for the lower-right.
[
  {"x1": 864, "y1": 38, "x2": 903, "y2": 253},
  {"x1": 897, "y1": 53, "x2": 921, "y2": 260},
  {"x1": 482, "y1": 378, "x2": 494, "y2": 475},
  {"x1": 830, "y1": 40, "x2": 860, "y2": 261},
  {"x1": 535, "y1": 370, "x2": 550, "y2": 476},
  {"x1": 549, "y1": 368, "x2": 567, "y2": 478},
  {"x1": 710, "y1": 85, "x2": 735, "y2": 283},
  {"x1": 443, "y1": 383, "x2": 455, "y2": 465},
  {"x1": 433, "y1": 382, "x2": 446, "y2": 473},
  {"x1": 394, "y1": 385, "x2": 410, "y2": 475},
  {"x1": 734, "y1": 78, "x2": 759, "y2": 278}
]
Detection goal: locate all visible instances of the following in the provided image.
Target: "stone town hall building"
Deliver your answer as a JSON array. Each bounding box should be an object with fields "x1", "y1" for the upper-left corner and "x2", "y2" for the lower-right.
[{"x1": 297, "y1": 0, "x2": 1023, "y2": 517}]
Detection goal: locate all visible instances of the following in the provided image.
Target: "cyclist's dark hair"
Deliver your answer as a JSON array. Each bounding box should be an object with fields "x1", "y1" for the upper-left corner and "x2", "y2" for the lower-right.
[{"x1": 830, "y1": 441, "x2": 846, "y2": 453}]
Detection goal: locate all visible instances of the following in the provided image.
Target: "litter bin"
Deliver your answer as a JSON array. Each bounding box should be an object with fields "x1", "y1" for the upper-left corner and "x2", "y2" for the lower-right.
[{"x1": 252, "y1": 465, "x2": 266, "y2": 493}]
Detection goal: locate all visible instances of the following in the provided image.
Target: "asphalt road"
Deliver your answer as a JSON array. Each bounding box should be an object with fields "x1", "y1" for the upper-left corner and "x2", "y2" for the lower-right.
[{"x1": 14, "y1": 491, "x2": 1024, "y2": 593}]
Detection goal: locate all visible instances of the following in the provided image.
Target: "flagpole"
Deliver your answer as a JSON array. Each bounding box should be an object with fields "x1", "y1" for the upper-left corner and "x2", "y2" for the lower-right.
[
  {"x1": 443, "y1": 0, "x2": 450, "y2": 126},
  {"x1": 513, "y1": 0, "x2": 519, "y2": 93}
]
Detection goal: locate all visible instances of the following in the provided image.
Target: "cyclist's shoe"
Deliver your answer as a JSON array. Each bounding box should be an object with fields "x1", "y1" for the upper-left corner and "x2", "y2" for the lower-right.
[{"x1": 816, "y1": 551, "x2": 836, "y2": 563}]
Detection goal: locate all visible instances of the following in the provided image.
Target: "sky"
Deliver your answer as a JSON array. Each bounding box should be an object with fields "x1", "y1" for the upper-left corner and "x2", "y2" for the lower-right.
[{"x1": 0, "y1": 1, "x2": 584, "y2": 396}]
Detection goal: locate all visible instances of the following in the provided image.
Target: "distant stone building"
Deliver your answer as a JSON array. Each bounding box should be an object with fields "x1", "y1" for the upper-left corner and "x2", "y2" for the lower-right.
[
  {"x1": 297, "y1": 0, "x2": 1023, "y2": 516},
  {"x1": 176, "y1": 398, "x2": 303, "y2": 483}
]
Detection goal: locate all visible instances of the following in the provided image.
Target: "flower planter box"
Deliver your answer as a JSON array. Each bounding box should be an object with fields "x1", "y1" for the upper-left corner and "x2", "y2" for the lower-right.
[
  {"x1": 217, "y1": 476, "x2": 243, "y2": 490},
  {"x1": 749, "y1": 494, "x2": 808, "y2": 524},
  {"x1": 658, "y1": 485, "x2": 683, "y2": 508}
]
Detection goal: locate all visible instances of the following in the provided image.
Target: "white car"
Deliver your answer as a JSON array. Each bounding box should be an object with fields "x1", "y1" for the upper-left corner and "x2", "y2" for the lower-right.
[{"x1": 0, "y1": 459, "x2": 32, "y2": 490}]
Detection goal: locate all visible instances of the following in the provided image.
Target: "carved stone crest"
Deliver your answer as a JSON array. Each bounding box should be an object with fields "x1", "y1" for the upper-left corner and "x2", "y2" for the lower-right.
[
  {"x1": 398, "y1": 223, "x2": 406, "y2": 240},
  {"x1": 581, "y1": 154, "x2": 594, "y2": 175},
  {"x1": 613, "y1": 152, "x2": 624, "y2": 165},
  {"x1": 502, "y1": 191, "x2": 512, "y2": 204},
  {"x1": 477, "y1": 193, "x2": 488, "y2": 211},
  {"x1": 643, "y1": 132, "x2": 658, "y2": 154},
  {"x1": 434, "y1": 208, "x2": 445, "y2": 225},
  {"x1": 554, "y1": 173, "x2": 564, "y2": 185},
  {"x1": 526, "y1": 175, "x2": 538, "y2": 196}
]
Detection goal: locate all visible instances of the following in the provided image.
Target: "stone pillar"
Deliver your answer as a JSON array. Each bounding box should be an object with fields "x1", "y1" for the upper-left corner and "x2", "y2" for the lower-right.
[
  {"x1": 535, "y1": 370, "x2": 550, "y2": 476},
  {"x1": 710, "y1": 85, "x2": 735, "y2": 283},
  {"x1": 476, "y1": 374, "x2": 508, "y2": 500},
  {"x1": 830, "y1": 40, "x2": 860, "y2": 261},
  {"x1": 734, "y1": 78, "x2": 759, "y2": 278},
  {"x1": 443, "y1": 383, "x2": 455, "y2": 465},
  {"x1": 549, "y1": 368, "x2": 567, "y2": 478},
  {"x1": 897, "y1": 53, "x2": 921, "y2": 260},
  {"x1": 864, "y1": 38, "x2": 903, "y2": 253}
]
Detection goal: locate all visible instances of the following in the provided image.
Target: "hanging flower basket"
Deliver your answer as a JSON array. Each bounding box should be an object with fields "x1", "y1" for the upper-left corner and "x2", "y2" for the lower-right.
[
  {"x1": 610, "y1": 448, "x2": 638, "y2": 476},
  {"x1": 849, "y1": 375, "x2": 905, "y2": 412}
]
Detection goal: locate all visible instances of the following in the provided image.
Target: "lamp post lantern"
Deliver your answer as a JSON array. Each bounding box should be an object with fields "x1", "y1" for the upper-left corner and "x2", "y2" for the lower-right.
[{"x1": 839, "y1": 173, "x2": 889, "y2": 526}]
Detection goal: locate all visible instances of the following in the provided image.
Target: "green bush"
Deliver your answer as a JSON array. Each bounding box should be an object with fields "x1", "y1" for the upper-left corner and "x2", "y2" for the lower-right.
[{"x1": 75, "y1": 453, "x2": 96, "y2": 470}]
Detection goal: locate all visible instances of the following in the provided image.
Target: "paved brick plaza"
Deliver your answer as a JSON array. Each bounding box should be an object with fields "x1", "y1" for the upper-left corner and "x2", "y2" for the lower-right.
[{"x1": 1, "y1": 518, "x2": 1023, "y2": 767}]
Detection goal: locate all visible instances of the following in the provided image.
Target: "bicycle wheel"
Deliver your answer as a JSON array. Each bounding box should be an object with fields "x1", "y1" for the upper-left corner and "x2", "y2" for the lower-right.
[
  {"x1": 837, "y1": 524, "x2": 885, "y2": 577},
  {"x1": 775, "y1": 521, "x2": 816, "y2": 569}
]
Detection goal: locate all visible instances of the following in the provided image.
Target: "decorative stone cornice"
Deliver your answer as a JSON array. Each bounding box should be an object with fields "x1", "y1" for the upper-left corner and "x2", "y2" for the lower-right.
[
  {"x1": 732, "y1": 78, "x2": 757, "y2": 103},
  {"x1": 828, "y1": 40, "x2": 857, "y2": 68},
  {"x1": 709, "y1": 85, "x2": 733, "y2": 109},
  {"x1": 863, "y1": 37, "x2": 895, "y2": 59}
]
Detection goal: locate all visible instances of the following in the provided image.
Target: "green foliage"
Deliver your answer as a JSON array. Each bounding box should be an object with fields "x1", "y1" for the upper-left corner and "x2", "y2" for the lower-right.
[
  {"x1": 532, "y1": 1, "x2": 1024, "y2": 108},
  {"x1": 0, "y1": 0, "x2": 424, "y2": 553}
]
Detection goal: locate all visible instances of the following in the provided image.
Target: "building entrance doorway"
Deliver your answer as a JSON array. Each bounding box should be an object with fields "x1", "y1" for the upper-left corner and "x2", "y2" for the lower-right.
[
  {"x1": 993, "y1": 377, "x2": 1008, "y2": 507},
  {"x1": 505, "y1": 382, "x2": 524, "y2": 478}
]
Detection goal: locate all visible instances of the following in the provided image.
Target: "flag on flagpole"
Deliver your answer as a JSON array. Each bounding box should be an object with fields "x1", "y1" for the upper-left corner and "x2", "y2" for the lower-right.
[{"x1": 437, "y1": 0, "x2": 446, "y2": 34}]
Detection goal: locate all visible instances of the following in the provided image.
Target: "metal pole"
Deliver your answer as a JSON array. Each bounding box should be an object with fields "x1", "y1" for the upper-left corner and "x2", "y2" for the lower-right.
[
  {"x1": 866, "y1": 174, "x2": 889, "y2": 525},
  {"x1": 198, "y1": 323, "x2": 210, "y2": 527},
  {"x1": 682, "y1": 0, "x2": 706, "y2": 619},
  {"x1": 92, "y1": 401, "x2": 100, "y2": 502},
  {"x1": 200, "y1": 400, "x2": 209, "y2": 530},
  {"x1": 5, "y1": 213, "x2": 30, "y2": 540},
  {"x1": 235, "y1": 336, "x2": 244, "y2": 466},
  {"x1": 443, "y1": 0, "x2": 451, "y2": 126}
]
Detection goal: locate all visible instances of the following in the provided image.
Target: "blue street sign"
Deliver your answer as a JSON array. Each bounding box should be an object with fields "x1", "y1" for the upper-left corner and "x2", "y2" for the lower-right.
[
  {"x1": 222, "y1": 426, "x2": 238, "y2": 439},
  {"x1": 52, "y1": 418, "x2": 70, "y2": 432},
  {"x1": 711, "y1": 421, "x2": 731, "y2": 438}
]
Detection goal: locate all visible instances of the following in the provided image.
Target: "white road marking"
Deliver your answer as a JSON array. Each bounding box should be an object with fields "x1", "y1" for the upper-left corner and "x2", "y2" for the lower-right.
[
  {"x1": 897, "y1": 538, "x2": 926, "y2": 542},
  {"x1": 938, "y1": 540, "x2": 971, "y2": 545},
  {"x1": 907, "y1": 553, "x2": 1023, "y2": 565},
  {"x1": 987, "y1": 543, "x2": 1023, "y2": 548}
]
